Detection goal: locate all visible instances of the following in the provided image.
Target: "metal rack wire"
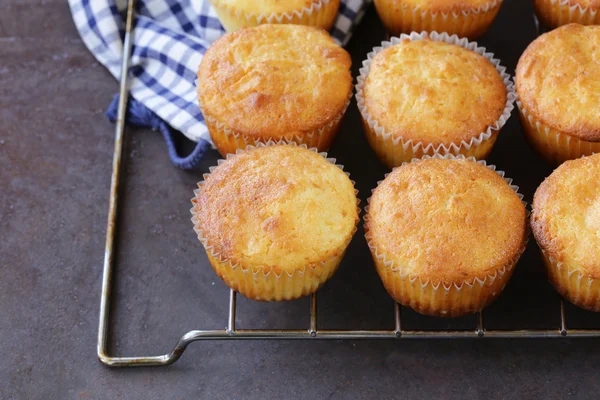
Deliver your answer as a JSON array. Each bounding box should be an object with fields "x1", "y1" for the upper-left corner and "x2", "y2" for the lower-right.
[{"x1": 97, "y1": 0, "x2": 600, "y2": 368}]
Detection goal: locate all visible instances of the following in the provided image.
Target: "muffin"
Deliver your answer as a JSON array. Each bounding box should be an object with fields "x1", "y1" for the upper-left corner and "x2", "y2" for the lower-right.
[
  {"x1": 365, "y1": 155, "x2": 528, "y2": 317},
  {"x1": 209, "y1": 0, "x2": 341, "y2": 32},
  {"x1": 356, "y1": 32, "x2": 514, "y2": 168},
  {"x1": 373, "y1": 0, "x2": 503, "y2": 39},
  {"x1": 534, "y1": 0, "x2": 600, "y2": 28},
  {"x1": 191, "y1": 144, "x2": 359, "y2": 301},
  {"x1": 516, "y1": 24, "x2": 600, "y2": 166},
  {"x1": 197, "y1": 24, "x2": 352, "y2": 156},
  {"x1": 532, "y1": 153, "x2": 600, "y2": 312}
]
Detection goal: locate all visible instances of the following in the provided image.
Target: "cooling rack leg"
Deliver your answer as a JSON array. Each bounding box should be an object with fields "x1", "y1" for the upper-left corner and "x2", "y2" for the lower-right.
[
  {"x1": 476, "y1": 311, "x2": 484, "y2": 337},
  {"x1": 310, "y1": 293, "x2": 317, "y2": 337},
  {"x1": 97, "y1": 0, "x2": 139, "y2": 367},
  {"x1": 394, "y1": 303, "x2": 402, "y2": 338},
  {"x1": 228, "y1": 290, "x2": 237, "y2": 334},
  {"x1": 96, "y1": 0, "x2": 212, "y2": 369},
  {"x1": 560, "y1": 300, "x2": 567, "y2": 337}
]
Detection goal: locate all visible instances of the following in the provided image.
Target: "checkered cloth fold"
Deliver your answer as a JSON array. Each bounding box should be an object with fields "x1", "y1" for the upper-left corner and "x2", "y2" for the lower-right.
[{"x1": 68, "y1": 0, "x2": 370, "y2": 168}]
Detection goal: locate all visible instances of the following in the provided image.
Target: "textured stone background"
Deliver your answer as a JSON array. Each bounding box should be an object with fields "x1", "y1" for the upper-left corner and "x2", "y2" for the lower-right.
[{"x1": 2, "y1": 1, "x2": 599, "y2": 399}]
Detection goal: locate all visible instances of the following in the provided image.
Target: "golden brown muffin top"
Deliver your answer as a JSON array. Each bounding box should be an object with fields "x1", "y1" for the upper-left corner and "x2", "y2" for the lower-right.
[
  {"x1": 197, "y1": 24, "x2": 351, "y2": 139},
  {"x1": 532, "y1": 154, "x2": 600, "y2": 278},
  {"x1": 362, "y1": 39, "x2": 506, "y2": 147},
  {"x1": 398, "y1": 0, "x2": 497, "y2": 12},
  {"x1": 212, "y1": 0, "x2": 326, "y2": 14},
  {"x1": 516, "y1": 24, "x2": 600, "y2": 141},
  {"x1": 366, "y1": 158, "x2": 527, "y2": 284},
  {"x1": 193, "y1": 145, "x2": 358, "y2": 272}
]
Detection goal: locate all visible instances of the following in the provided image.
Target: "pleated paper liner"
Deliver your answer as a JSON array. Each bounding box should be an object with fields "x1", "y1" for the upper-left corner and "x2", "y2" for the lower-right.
[
  {"x1": 517, "y1": 99, "x2": 600, "y2": 166},
  {"x1": 209, "y1": 0, "x2": 340, "y2": 32},
  {"x1": 534, "y1": 0, "x2": 600, "y2": 28},
  {"x1": 373, "y1": 0, "x2": 502, "y2": 39},
  {"x1": 197, "y1": 80, "x2": 352, "y2": 157},
  {"x1": 355, "y1": 31, "x2": 516, "y2": 169},
  {"x1": 541, "y1": 249, "x2": 600, "y2": 312},
  {"x1": 364, "y1": 154, "x2": 529, "y2": 318},
  {"x1": 190, "y1": 141, "x2": 360, "y2": 301}
]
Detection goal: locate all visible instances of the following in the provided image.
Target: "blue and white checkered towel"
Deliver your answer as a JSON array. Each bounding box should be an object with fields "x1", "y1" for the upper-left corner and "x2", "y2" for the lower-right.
[{"x1": 68, "y1": 0, "x2": 371, "y2": 169}]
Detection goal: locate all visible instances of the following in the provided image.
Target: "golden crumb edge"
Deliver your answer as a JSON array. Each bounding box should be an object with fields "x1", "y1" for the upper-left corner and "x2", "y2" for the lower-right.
[
  {"x1": 366, "y1": 158, "x2": 527, "y2": 285},
  {"x1": 363, "y1": 39, "x2": 507, "y2": 147},
  {"x1": 192, "y1": 145, "x2": 359, "y2": 275},
  {"x1": 532, "y1": 153, "x2": 600, "y2": 279},
  {"x1": 197, "y1": 24, "x2": 352, "y2": 141},
  {"x1": 516, "y1": 24, "x2": 600, "y2": 141}
]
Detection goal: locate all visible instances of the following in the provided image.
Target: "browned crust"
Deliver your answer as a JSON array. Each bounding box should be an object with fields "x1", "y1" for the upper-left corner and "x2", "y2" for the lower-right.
[
  {"x1": 516, "y1": 24, "x2": 600, "y2": 142},
  {"x1": 531, "y1": 153, "x2": 600, "y2": 279},
  {"x1": 531, "y1": 190, "x2": 561, "y2": 264},
  {"x1": 365, "y1": 158, "x2": 527, "y2": 285},
  {"x1": 363, "y1": 38, "x2": 507, "y2": 147},
  {"x1": 197, "y1": 24, "x2": 352, "y2": 140},
  {"x1": 193, "y1": 145, "x2": 359, "y2": 273}
]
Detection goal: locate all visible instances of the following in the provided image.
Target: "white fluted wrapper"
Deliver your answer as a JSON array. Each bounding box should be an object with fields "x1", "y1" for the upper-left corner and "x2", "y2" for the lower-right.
[
  {"x1": 209, "y1": 0, "x2": 340, "y2": 32},
  {"x1": 196, "y1": 79, "x2": 352, "y2": 156},
  {"x1": 534, "y1": 0, "x2": 600, "y2": 28},
  {"x1": 374, "y1": 0, "x2": 502, "y2": 39},
  {"x1": 517, "y1": 98, "x2": 600, "y2": 166},
  {"x1": 190, "y1": 141, "x2": 360, "y2": 301},
  {"x1": 364, "y1": 154, "x2": 529, "y2": 317},
  {"x1": 541, "y1": 249, "x2": 600, "y2": 312},
  {"x1": 355, "y1": 31, "x2": 516, "y2": 168}
]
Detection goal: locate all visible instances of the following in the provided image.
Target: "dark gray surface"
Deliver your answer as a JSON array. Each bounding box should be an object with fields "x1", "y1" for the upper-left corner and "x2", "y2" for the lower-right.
[{"x1": 2, "y1": 1, "x2": 600, "y2": 399}]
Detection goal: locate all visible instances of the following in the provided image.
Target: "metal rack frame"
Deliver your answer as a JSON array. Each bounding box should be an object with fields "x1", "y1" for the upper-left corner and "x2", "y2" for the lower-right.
[{"x1": 98, "y1": 0, "x2": 600, "y2": 368}]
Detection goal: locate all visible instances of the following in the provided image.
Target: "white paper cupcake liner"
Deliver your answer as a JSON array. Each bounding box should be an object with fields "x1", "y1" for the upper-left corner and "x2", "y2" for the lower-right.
[
  {"x1": 364, "y1": 154, "x2": 529, "y2": 316},
  {"x1": 516, "y1": 92, "x2": 600, "y2": 165},
  {"x1": 374, "y1": 0, "x2": 502, "y2": 39},
  {"x1": 355, "y1": 31, "x2": 516, "y2": 168},
  {"x1": 190, "y1": 141, "x2": 360, "y2": 301},
  {"x1": 196, "y1": 79, "x2": 352, "y2": 155},
  {"x1": 541, "y1": 248, "x2": 600, "y2": 312},
  {"x1": 208, "y1": 0, "x2": 340, "y2": 32},
  {"x1": 534, "y1": 0, "x2": 600, "y2": 27}
]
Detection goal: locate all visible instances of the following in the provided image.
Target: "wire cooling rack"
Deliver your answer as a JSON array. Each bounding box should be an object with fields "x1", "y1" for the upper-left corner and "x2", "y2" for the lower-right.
[{"x1": 97, "y1": 0, "x2": 600, "y2": 367}]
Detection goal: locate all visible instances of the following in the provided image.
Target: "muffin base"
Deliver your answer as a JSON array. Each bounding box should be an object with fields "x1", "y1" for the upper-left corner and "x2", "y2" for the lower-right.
[
  {"x1": 372, "y1": 254, "x2": 517, "y2": 317},
  {"x1": 542, "y1": 249, "x2": 600, "y2": 312},
  {"x1": 191, "y1": 142, "x2": 360, "y2": 301},
  {"x1": 356, "y1": 32, "x2": 516, "y2": 168},
  {"x1": 373, "y1": 0, "x2": 502, "y2": 39},
  {"x1": 210, "y1": 0, "x2": 341, "y2": 32},
  {"x1": 534, "y1": 0, "x2": 600, "y2": 28},
  {"x1": 361, "y1": 118, "x2": 500, "y2": 169},
  {"x1": 204, "y1": 110, "x2": 346, "y2": 157},
  {"x1": 517, "y1": 101, "x2": 600, "y2": 166},
  {"x1": 205, "y1": 250, "x2": 343, "y2": 301},
  {"x1": 365, "y1": 154, "x2": 528, "y2": 317},
  {"x1": 199, "y1": 86, "x2": 351, "y2": 156}
]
